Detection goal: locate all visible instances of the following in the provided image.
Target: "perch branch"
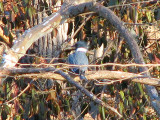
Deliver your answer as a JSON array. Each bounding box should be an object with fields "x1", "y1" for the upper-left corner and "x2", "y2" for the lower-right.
[{"x1": 0, "y1": 67, "x2": 160, "y2": 86}]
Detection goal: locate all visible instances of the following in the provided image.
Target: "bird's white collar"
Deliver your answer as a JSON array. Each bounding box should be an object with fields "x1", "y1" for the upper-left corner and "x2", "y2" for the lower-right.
[{"x1": 76, "y1": 48, "x2": 87, "y2": 53}]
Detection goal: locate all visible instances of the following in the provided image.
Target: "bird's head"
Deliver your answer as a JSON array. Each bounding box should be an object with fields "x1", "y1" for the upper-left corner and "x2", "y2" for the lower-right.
[{"x1": 74, "y1": 41, "x2": 88, "y2": 53}]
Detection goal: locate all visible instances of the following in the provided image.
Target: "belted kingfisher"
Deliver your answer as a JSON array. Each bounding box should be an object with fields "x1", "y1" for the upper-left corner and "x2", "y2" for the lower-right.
[{"x1": 68, "y1": 41, "x2": 89, "y2": 81}]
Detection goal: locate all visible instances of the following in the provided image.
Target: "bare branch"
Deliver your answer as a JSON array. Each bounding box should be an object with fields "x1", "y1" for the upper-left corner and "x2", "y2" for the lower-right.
[{"x1": 0, "y1": 67, "x2": 160, "y2": 86}]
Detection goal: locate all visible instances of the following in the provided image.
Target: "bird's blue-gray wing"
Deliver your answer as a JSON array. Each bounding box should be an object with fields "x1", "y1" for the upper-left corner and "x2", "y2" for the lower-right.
[
  {"x1": 68, "y1": 53, "x2": 74, "y2": 64},
  {"x1": 68, "y1": 53, "x2": 79, "y2": 73},
  {"x1": 68, "y1": 52, "x2": 88, "y2": 75},
  {"x1": 74, "y1": 52, "x2": 88, "y2": 71},
  {"x1": 74, "y1": 52, "x2": 88, "y2": 81}
]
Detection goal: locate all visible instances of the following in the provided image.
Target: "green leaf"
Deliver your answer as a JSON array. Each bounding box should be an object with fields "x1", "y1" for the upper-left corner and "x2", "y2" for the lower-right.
[
  {"x1": 123, "y1": 68, "x2": 128, "y2": 72},
  {"x1": 13, "y1": 6, "x2": 19, "y2": 13},
  {"x1": 128, "y1": 96, "x2": 133, "y2": 106},
  {"x1": 14, "y1": 115, "x2": 21, "y2": 120},
  {"x1": 25, "y1": 7, "x2": 28, "y2": 13},
  {"x1": 146, "y1": 10, "x2": 152, "y2": 23},
  {"x1": 101, "y1": 106, "x2": 105, "y2": 120},
  {"x1": 0, "y1": 2, "x2": 4, "y2": 13},
  {"x1": 137, "y1": 83, "x2": 144, "y2": 97},
  {"x1": 110, "y1": 85, "x2": 115, "y2": 95},
  {"x1": 3, "y1": 26, "x2": 9, "y2": 36},
  {"x1": 143, "y1": 114, "x2": 146, "y2": 120},
  {"x1": 0, "y1": 106, "x2": 2, "y2": 114},
  {"x1": 31, "y1": 88, "x2": 36, "y2": 98},
  {"x1": 22, "y1": 0, "x2": 29, "y2": 7},
  {"x1": 108, "y1": 0, "x2": 119, "y2": 6},
  {"x1": 3, "y1": 104, "x2": 11, "y2": 115},
  {"x1": 6, "y1": 83, "x2": 11, "y2": 99},
  {"x1": 138, "y1": 11, "x2": 143, "y2": 20},
  {"x1": 32, "y1": 98, "x2": 38, "y2": 114},
  {"x1": 119, "y1": 102, "x2": 124, "y2": 114},
  {"x1": 124, "y1": 99, "x2": 128, "y2": 108},
  {"x1": 64, "y1": 99, "x2": 70, "y2": 111},
  {"x1": 39, "y1": 101, "x2": 45, "y2": 114},
  {"x1": 139, "y1": 26, "x2": 143, "y2": 36},
  {"x1": 9, "y1": 32, "x2": 14, "y2": 44},
  {"x1": 28, "y1": 7, "x2": 33, "y2": 18},
  {"x1": 21, "y1": 93, "x2": 27, "y2": 99},
  {"x1": 32, "y1": 7, "x2": 36, "y2": 15},
  {"x1": 55, "y1": 102, "x2": 60, "y2": 115},
  {"x1": 156, "y1": 8, "x2": 160, "y2": 20},
  {"x1": 132, "y1": 7, "x2": 136, "y2": 22},
  {"x1": 99, "y1": 106, "x2": 105, "y2": 120},
  {"x1": 119, "y1": 91, "x2": 125, "y2": 102}
]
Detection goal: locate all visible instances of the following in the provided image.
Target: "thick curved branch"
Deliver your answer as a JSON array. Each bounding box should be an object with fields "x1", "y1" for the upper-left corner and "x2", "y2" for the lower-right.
[{"x1": 87, "y1": 3, "x2": 160, "y2": 116}]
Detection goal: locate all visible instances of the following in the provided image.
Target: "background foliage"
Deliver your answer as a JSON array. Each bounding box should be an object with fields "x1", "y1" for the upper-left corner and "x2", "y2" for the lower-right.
[{"x1": 0, "y1": 0, "x2": 160, "y2": 119}]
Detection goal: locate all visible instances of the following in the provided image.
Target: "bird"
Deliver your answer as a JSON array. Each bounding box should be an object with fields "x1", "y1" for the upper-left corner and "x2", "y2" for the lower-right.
[{"x1": 68, "y1": 41, "x2": 89, "y2": 81}]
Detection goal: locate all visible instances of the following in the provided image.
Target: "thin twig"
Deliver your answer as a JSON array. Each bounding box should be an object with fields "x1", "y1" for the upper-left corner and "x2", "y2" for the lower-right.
[
  {"x1": 75, "y1": 103, "x2": 90, "y2": 119},
  {"x1": 2, "y1": 83, "x2": 31, "y2": 105}
]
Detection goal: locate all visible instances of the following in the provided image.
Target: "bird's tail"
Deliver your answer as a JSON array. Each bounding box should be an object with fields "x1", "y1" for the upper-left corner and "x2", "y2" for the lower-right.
[{"x1": 80, "y1": 73, "x2": 88, "y2": 82}]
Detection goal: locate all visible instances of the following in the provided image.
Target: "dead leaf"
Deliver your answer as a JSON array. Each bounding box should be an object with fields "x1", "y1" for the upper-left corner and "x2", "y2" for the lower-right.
[{"x1": 84, "y1": 113, "x2": 94, "y2": 120}]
